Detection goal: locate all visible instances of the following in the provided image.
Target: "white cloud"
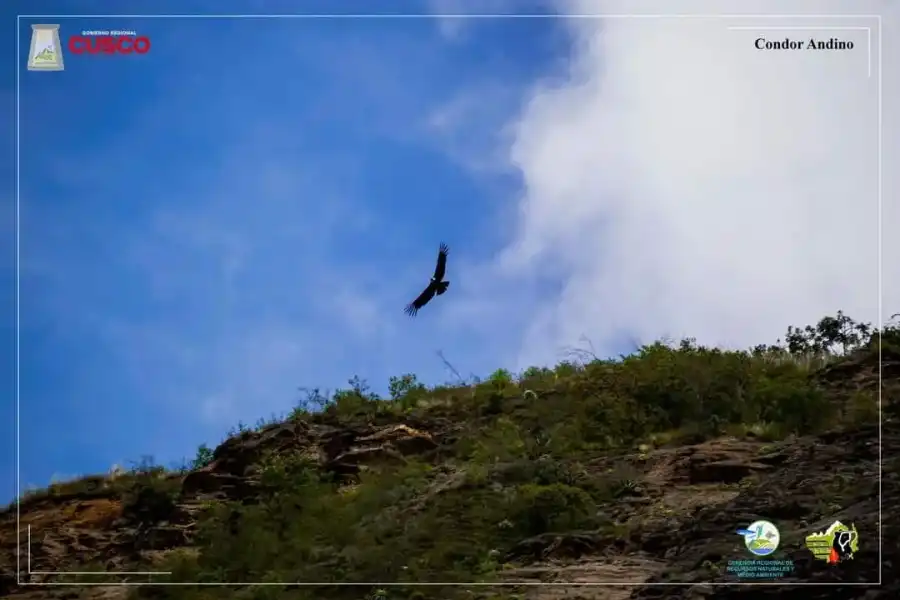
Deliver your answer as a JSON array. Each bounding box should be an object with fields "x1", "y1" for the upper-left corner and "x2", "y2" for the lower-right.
[
  {"x1": 428, "y1": 0, "x2": 558, "y2": 41},
  {"x1": 490, "y1": 0, "x2": 898, "y2": 368},
  {"x1": 428, "y1": 0, "x2": 494, "y2": 41},
  {"x1": 425, "y1": 83, "x2": 524, "y2": 175}
]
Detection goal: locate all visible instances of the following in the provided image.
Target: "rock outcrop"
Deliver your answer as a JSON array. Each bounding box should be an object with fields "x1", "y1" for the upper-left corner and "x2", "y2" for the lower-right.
[{"x1": 1, "y1": 347, "x2": 896, "y2": 600}]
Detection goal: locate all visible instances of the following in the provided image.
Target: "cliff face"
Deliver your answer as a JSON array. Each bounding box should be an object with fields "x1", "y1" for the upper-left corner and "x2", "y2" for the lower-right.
[{"x1": 2, "y1": 340, "x2": 897, "y2": 600}]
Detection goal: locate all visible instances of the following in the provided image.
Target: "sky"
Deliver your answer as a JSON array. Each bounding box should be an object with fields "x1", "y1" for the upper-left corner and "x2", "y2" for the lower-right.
[{"x1": 2, "y1": 0, "x2": 898, "y2": 502}]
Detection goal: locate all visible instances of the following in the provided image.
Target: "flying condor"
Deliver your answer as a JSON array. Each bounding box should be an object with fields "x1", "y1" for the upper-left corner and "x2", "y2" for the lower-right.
[{"x1": 404, "y1": 243, "x2": 450, "y2": 317}]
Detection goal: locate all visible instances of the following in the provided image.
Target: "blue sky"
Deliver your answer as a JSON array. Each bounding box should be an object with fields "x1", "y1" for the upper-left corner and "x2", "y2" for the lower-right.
[
  {"x1": 4, "y1": 0, "x2": 575, "y2": 500},
  {"x1": 5, "y1": 0, "x2": 894, "y2": 503}
]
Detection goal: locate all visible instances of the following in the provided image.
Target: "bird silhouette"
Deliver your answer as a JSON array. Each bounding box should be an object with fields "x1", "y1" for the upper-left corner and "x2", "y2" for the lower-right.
[{"x1": 404, "y1": 243, "x2": 449, "y2": 317}]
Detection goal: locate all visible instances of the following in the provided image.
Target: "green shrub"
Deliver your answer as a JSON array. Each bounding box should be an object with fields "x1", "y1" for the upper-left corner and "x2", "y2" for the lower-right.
[
  {"x1": 488, "y1": 368, "x2": 514, "y2": 386},
  {"x1": 847, "y1": 390, "x2": 879, "y2": 424},
  {"x1": 120, "y1": 473, "x2": 181, "y2": 526},
  {"x1": 388, "y1": 373, "x2": 428, "y2": 410},
  {"x1": 191, "y1": 444, "x2": 214, "y2": 469},
  {"x1": 506, "y1": 483, "x2": 596, "y2": 537}
]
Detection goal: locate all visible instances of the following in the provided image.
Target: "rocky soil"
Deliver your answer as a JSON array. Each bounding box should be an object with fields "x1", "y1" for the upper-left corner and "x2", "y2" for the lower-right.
[{"x1": 2, "y1": 351, "x2": 897, "y2": 600}]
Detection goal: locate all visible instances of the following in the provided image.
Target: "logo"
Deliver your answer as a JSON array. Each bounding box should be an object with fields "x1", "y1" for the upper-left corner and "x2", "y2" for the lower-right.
[
  {"x1": 68, "y1": 32, "x2": 151, "y2": 55},
  {"x1": 27, "y1": 24, "x2": 65, "y2": 71},
  {"x1": 736, "y1": 520, "x2": 780, "y2": 556},
  {"x1": 805, "y1": 521, "x2": 859, "y2": 564},
  {"x1": 25, "y1": 26, "x2": 151, "y2": 71}
]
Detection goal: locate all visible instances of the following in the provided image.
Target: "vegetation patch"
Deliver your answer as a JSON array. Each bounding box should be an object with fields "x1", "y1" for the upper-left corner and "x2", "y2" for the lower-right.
[{"x1": 2, "y1": 312, "x2": 895, "y2": 600}]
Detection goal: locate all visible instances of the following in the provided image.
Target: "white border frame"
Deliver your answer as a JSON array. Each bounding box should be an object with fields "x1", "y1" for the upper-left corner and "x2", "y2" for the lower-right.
[{"x1": 14, "y1": 11, "x2": 883, "y2": 588}]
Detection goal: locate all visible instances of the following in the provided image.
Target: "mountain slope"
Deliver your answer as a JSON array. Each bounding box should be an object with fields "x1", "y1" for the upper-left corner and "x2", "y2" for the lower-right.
[{"x1": 3, "y1": 315, "x2": 897, "y2": 600}]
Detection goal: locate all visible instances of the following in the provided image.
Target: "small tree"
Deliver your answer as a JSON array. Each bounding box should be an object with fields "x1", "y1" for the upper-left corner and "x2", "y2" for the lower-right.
[
  {"x1": 191, "y1": 444, "x2": 214, "y2": 469},
  {"x1": 388, "y1": 374, "x2": 427, "y2": 410},
  {"x1": 785, "y1": 311, "x2": 873, "y2": 355}
]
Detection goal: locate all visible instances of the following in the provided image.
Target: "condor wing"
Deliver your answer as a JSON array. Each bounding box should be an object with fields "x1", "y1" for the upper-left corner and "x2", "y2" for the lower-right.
[
  {"x1": 404, "y1": 281, "x2": 438, "y2": 316},
  {"x1": 432, "y1": 243, "x2": 449, "y2": 281}
]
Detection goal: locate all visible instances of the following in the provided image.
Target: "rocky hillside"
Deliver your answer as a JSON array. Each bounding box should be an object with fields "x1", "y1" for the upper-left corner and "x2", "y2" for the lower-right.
[{"x1": 2, "y1": 314, "x2": 898, "y2": 600}]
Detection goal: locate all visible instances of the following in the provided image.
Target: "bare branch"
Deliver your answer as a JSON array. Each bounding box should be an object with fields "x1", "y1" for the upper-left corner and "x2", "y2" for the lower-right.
[
  {"x1": 559, "y1": 334, "x2": 600, "y2": 366},
  {"x1": 436, "y1": 350, "x2": 465, "y2": 385}
]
